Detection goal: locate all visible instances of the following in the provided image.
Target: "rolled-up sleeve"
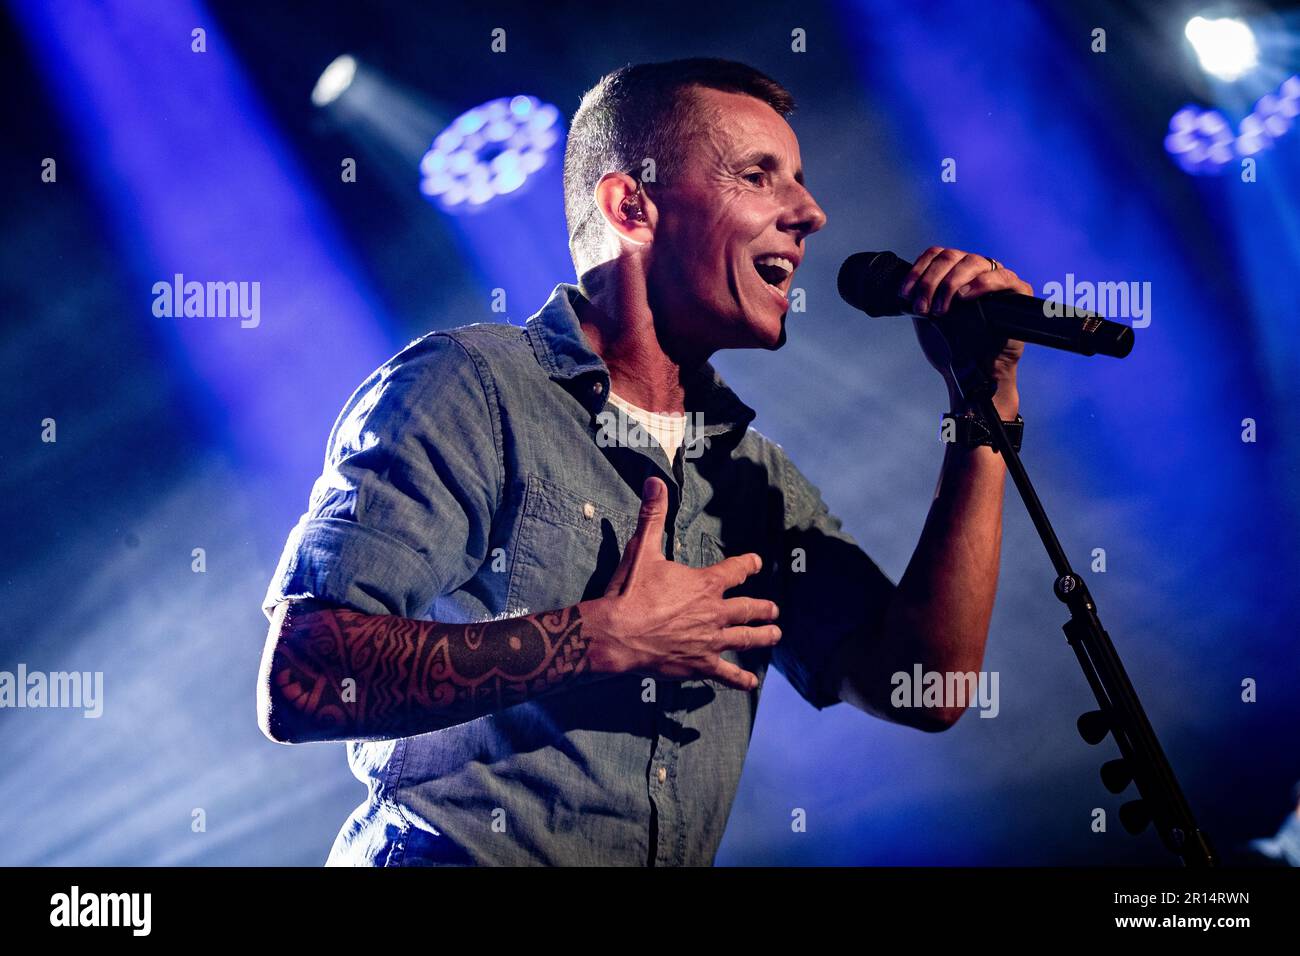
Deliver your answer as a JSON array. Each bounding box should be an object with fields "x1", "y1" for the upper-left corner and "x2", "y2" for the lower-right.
[
  {"x1": 262, "y1": 332, "x2": 500, "y2": 621},
  {"x1": 769, "y1": 447, "x2": 897, "y2": 710}
]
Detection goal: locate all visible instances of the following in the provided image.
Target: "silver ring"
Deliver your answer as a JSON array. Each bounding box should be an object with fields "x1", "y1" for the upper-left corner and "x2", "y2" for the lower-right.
[{"x1": 986, "y1": 256, "x2": 1001, "y2": 272}]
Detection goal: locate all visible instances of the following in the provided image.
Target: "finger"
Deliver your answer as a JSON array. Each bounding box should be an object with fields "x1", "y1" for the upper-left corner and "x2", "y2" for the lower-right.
[
  {"x1": 910, "y1": 248, "x2": 966, "y2": 314},
  {"x1": 953, "y1": 268, "x2": 1026, "y2": 301},
  {"x1": 932, "y1": 255, "x2": 995, "y2": 315},
  {"x1": 707, "y1": 657, "x2": 760, "y2": 692},
  {"x1": 709, "y1": 551, "x2": 764, "y2": 591},
  {"x1": 899, "y1": 246, "x2": 945, "y2": 299},
  {"x1": 607, "y1": 476, "x2": 668, "y2": 595},
  {"x1": 717, "y1": 623, "x2": 783, "y2": 652},
  {"x1": 719, "y1": 595, "x2": 780, "y2": 626}
]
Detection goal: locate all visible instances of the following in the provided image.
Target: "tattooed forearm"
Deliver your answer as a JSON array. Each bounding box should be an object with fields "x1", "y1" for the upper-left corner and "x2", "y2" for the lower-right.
[{"x1": 262, "y1": 603, "x2": 602, "y2": 742}]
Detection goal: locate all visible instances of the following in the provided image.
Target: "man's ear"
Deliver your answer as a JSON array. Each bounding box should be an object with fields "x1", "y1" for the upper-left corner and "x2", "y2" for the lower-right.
[{"x1": 593, "y1": 172, "x2": 655, "y2": 247}]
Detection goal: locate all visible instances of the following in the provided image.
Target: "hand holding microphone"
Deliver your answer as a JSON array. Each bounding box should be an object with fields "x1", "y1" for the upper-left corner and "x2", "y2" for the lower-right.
[
  {"x1": 838, "y1": 248, "x2": 1135, "y2": 359},
  {"x1": 839, "y1": 247, "x2": 1134, "y2": 420}
]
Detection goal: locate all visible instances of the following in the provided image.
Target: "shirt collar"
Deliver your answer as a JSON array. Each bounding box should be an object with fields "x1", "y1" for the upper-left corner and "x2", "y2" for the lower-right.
[{"x1": 524, "y1": 282, "x2": 757, "y2": 438}]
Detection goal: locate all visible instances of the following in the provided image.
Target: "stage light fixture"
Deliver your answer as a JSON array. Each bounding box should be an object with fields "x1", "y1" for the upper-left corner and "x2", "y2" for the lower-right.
[
  {"x1": 1184, "y1": 15, "x2": 1259, "y2": 81},
  {"x1": 1165, "y1": 74, "x2": 1300, "y2": 173},
  {"x1": 419, "y1": 95, "x2": 561, "y2": 212},
  {"x1": 1165, "y1": 105, "x2": 1236, "y2": 173},
  {"x1": 311, "y1": 54, "x2": 358, "y2": 107}
]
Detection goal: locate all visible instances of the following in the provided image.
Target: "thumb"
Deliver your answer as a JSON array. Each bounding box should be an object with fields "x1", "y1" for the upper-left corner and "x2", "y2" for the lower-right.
[{"x1": 606, "y1": 476, "x2": 668, "y2": 596}]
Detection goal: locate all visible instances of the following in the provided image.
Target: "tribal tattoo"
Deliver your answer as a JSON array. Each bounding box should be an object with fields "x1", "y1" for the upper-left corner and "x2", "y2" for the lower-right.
[{"x1": 266, "y1": 603, "x2": 596, "y2": 741}]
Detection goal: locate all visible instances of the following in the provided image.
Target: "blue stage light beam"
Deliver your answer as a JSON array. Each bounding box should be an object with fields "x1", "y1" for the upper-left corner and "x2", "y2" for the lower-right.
[
  {"x1": 312, "y1": 53, "x2": 449, "y2": 193},
  {"x1": 10, "y1": 0, "x2": 398, "y2": 514},
  {"x1": 6, "y1": 0, "x2": 405, "y2": 866}
]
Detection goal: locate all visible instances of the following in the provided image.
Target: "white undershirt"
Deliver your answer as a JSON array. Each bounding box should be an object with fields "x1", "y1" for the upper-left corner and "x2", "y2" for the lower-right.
[{"x1": 606, "y1": 391, "x2": 688, "y2": 464}]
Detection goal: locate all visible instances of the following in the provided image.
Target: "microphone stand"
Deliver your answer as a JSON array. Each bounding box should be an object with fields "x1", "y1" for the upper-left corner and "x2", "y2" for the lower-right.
[{"x1": 950, "y1": 342, "x2": 1217, "y2": 867}]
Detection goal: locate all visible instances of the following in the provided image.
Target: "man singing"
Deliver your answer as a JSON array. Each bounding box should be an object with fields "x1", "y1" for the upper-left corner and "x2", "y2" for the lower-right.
[{"x1": 257, "y1": 58, "x2": 1032, "y2": 866}]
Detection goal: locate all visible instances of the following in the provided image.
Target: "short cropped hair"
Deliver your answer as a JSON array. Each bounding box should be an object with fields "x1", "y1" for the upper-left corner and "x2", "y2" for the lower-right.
[{"x1": 562, "y1": 58, "x2": 795, "y2": 271}]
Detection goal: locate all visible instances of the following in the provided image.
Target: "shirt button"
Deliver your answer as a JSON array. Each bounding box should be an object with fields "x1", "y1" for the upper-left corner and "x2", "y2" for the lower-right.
[
  {"x1": 582, "y1": 501, "x2": 596, "y2": 519},
  {"x1": 591, "y1": 381, "x2": 604, "y2": 395},
  {"x1": 657, "y1": 766, "x2": 667, "y2": 784},
  {"x1": 673, "y1": 540, "x2": 682, "y2": 553}
]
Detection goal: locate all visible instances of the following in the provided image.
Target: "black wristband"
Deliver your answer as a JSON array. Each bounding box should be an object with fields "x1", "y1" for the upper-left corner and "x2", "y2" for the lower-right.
[{"x1": 941, "y1": 411, "x2": 1023, "y2": 453}]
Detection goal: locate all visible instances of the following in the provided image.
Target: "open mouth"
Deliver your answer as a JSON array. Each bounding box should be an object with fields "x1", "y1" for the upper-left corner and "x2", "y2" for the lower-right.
[
  {"x1": 753, "y1": 255, "x2": 794, "y2": 289},
  {"x1": 753, "y1": 254, "x2": 795, "y2": 305}
]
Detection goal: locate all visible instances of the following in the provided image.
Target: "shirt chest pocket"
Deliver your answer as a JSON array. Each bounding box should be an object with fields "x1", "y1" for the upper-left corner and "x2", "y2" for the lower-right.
[{"x1": 506, "y1": 474, "x2": 641, "y2": 615}]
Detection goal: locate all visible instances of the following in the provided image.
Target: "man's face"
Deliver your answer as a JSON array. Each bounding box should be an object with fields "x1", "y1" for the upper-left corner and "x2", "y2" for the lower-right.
[{"x1": 645, "y1": 87, "x2": 827, "y2": 353}]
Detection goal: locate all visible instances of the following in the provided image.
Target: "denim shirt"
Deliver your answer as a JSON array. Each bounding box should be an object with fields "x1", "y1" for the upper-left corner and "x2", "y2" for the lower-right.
[{"x1": 263, "y1": 282, "x2": 897, "y2": 866}]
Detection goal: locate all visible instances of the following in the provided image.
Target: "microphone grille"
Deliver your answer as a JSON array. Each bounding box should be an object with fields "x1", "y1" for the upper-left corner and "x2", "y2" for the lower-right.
[{"x1": 838, "y1": 251, "x2": 911, "y2": 317}]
